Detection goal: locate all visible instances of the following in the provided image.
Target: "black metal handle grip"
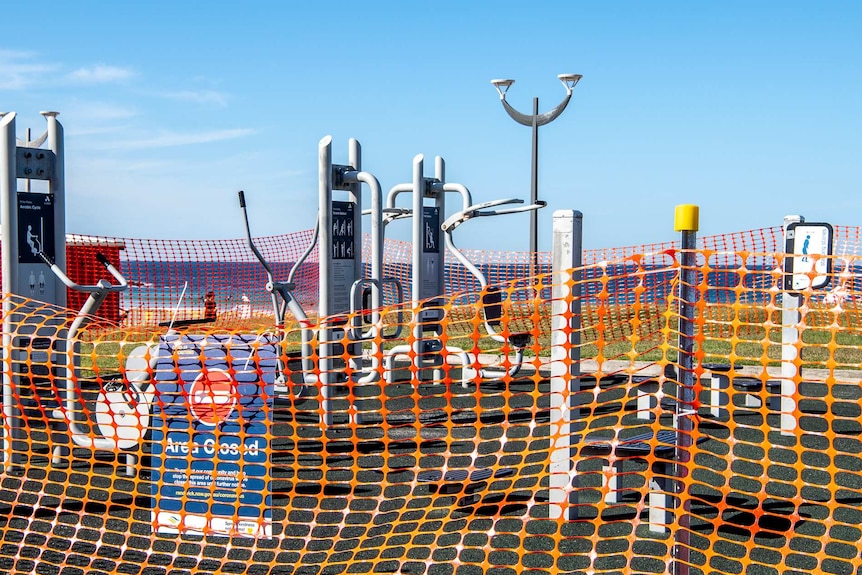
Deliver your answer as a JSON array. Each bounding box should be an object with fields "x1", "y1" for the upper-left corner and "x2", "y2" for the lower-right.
[
  {"x1": 96, "y1": 252, "x2": 110, "y2": 269},
  {"x1": 238, "y1": 190, "x2": 246, "y2": 208}
]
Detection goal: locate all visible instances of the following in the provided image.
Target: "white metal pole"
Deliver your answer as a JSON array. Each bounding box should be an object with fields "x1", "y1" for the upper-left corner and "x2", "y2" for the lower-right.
[
  {"x1": 781, "y1": 214, "x2": 804, "y2": 436},
  {"x1": 549, "y1": 209, "x2": 582, "y2": 520}
]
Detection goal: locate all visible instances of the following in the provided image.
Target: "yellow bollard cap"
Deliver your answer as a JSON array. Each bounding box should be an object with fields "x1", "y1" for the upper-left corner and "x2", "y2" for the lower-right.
[{"x1": 674, "y1": 204, "x2": 699, "y2": 232}]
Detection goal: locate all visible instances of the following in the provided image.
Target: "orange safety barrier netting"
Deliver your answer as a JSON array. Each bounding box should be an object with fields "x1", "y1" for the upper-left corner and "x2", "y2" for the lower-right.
[
  {"x1": 2, "y1": 235, "x2": 862, "y2": 574},
  {"x1": 13, "y1": 224, "x2": 862, "y2": 331}
]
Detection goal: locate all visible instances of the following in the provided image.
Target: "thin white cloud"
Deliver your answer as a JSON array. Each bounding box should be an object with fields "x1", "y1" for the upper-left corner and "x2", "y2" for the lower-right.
[
  {"x1": 162, "y1": 90, "x2": 229, "y2": 107},
  {"x1": 66, "y1": 64, "x2": 135, "y2": 84},
  {"x1": 0, "y1": 50, "x2": 58, "y2": 90},
  {"x1": 60, "y1": 101, "x2": 139, "y2": 137},
  {"x1": 67, "y1": 101, "x2": 139, "y2": 121},
  {"x1": 67, "y1": 123, "x2": 136, "y2": 138},
  {"x1": 106, "y1": 128, "x2": 256, "y2": 150}
]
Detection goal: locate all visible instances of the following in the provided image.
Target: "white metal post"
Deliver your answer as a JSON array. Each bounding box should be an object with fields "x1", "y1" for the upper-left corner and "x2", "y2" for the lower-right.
[
  {"x1": 548, "y1": 209, "x2": 582, "y2": 520},
  {"x1": 781, "y1": 215, "x2": 804, "y2": 436}
]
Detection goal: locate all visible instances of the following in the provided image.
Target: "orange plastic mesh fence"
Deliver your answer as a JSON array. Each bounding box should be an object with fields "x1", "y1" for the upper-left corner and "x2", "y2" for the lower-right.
[
  {"x1": 2, "y1": 235, "x2": 862, "y2": 574},
  {"x1": 14, "y1": 225, "x2": 862, "y2": 331}
]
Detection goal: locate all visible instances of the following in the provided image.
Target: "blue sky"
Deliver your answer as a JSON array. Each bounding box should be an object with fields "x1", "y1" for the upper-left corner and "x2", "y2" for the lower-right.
[{"x1": 2, "y1": 1, "x2": 859, "y2": 252}]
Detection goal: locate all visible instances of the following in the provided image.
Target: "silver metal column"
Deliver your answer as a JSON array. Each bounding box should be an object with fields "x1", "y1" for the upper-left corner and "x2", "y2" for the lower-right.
[{"x1": 0, "y1": 112, "x2": 17, "y2": 470}]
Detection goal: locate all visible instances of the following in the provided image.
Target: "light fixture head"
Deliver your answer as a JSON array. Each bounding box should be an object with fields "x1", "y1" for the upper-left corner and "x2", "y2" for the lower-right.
[
  {"x1": 558, "y1": 73, "x2": 583, "y2": 91},
  {"x1": 490, "y1": 78, "x2": 515, "y2": 98}
]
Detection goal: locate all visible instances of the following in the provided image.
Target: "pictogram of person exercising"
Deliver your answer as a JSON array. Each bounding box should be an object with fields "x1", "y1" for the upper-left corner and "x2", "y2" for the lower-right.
[{"x1": 26, "y1": 224, "x2": 42, "y2": 256}]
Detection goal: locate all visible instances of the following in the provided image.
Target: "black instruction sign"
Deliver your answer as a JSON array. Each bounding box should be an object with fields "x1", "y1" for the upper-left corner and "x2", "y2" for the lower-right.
[
  {"x1": 331, "y1": 201, "x2": 355, "y2": 260},
  {"x1": 423, "y1": 206, "x2": 440, "y2": 254},
  {"x1": 17, "y1": 192, "x2": 55, "y2": 263}
]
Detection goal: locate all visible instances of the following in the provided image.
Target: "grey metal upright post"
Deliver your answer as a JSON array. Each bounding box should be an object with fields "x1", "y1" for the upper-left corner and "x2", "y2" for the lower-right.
[
  {"x1": 319, "y1": 135, "x2": 364, "y2": 427},
  {"x1": 1, "y1": 112, "x2": 20, "y2": 303},
  {"x1": 411, "y1": 154, "x2": 442, "y2": 382},
  {"x1": 346, "y1": 139, "x2": 363, "y2": 375},
  {"x1": 1, "y1": 111, "x2": 66, "y2": 470},
  {"x1": 434, "y1": 156, "x2": 446, "y2": 303},
  {"x1": 548, "y1": 209, "x2": 582, "y2": 520},
  {"x1": 412, "y1": 155, "x2": 425, "y2": 312},
  {"x1": 1, "y1": 112, "x2": 16, "y2": 469},
  {"x1": 529, "y1": 98, "x2": 538, "y2": 278},
  {"x1": 44, "y1": 112, "x2": 66, "y2": 308},
  {"x1": 381, "y1": 155, "x2": 475, "y2": 388},
  {"x1": 672, "y1": 204, "x2": 699, "y2": 574},
  {"x1": 317, "y1": 135, "x2": 388, "y2": 426},
  {"x1": 318, "y1": 136, "x2": 338, "y2": 426}
]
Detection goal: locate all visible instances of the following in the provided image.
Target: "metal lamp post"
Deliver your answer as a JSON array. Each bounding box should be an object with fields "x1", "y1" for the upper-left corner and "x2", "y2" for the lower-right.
[{"x1": 491, "y1": 73, "x2": 582, "y2": 278}]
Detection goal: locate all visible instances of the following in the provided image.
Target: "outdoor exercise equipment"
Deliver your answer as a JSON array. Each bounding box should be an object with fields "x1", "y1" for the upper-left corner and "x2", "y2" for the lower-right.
[
  {"x1": 37, "y1": 249, "x2": 151, "y2": 476},
  {"x1": 440, "y1": 197, "x2": 546, "y2": 378},
  {"x1": 239, "y1": 136, "x2": 403, "y2": 425},
  {"x1": 2, "y1": 111, "x2": 67, "y2": 470},
  {"x1": 401, "y1": 171, "x2": 545, "y2": 495},
  {"x1": 1, "y1": 112, "x2": 157, "y2": 475},
  {"x1": 381, "y1": 154, "x2": 545, "y2": 386},
  {"x1": 238, "y1": 190, "x2": 315, "y2": 398},
  {"x1": 380, "y1": 154, "x2": 472, "y2": 385}
]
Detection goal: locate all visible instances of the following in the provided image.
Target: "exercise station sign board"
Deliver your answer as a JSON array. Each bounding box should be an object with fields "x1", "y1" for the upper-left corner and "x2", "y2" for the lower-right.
[
  {"x1": 151, "y1": 333, "x2": 275, "y2": 538},
  {"x1": 784, "y1": 222, "x2": 833, "y2": 292}
]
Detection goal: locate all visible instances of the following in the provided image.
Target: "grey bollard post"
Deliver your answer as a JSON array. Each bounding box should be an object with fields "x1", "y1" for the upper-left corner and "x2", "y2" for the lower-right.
[{"x1": 671, "y1": 204, "x2": 699, "y2": 571}]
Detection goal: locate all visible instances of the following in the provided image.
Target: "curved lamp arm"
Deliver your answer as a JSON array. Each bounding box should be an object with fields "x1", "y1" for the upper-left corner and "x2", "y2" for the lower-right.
[{"x1": 492, "y1": 74, "x2": 582, "y2": 126}]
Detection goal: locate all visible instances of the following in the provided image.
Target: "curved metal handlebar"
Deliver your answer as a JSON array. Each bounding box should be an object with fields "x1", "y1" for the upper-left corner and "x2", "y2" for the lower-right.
[
  {"x1": 39, "y1": 250, "x2": 128, "y2": 293},
  {"x1": 441, "y1": 197, "x2": 546, "y2": 363},
  {"x1": 238, "y1": 190, "x2": 317, "y2": 384},
  {"x1": 441, "y1": 199, "x2": 546, "y2": 232},
  {"x1": 41, "y1": 250, "x2": 130, "y2": 454},
  {"x1": 377, "y1": 206, "x2": 412, "y2": 225}
]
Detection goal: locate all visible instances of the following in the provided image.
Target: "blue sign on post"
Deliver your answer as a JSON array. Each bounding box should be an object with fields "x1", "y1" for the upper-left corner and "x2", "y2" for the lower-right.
[{"x1": 150, "y1": 333, "x2": 275, "y2": 538}]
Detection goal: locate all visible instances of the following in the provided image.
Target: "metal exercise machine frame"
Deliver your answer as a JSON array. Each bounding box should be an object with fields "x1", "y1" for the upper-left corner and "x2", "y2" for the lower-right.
[
  {"x1": 381, "y1": 154, "x2": 545, "y2": 386},
  {"x1": 37, "y1": 250, "x2": 152, "y2": 477},
  {"x1": 239, "y1": 136, "x2": 403, "y2": 425},
  {"x1": 1, "y1": 111, "x2": 66, "y2": 470},
  {"x1": 440, "y1": 197, "x2": 547, "y2": 379}
]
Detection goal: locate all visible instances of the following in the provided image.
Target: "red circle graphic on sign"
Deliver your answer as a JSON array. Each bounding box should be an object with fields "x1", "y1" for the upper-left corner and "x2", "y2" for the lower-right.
[{"x1": 189, "y1": 369, "x2": 236, "y2": 427}]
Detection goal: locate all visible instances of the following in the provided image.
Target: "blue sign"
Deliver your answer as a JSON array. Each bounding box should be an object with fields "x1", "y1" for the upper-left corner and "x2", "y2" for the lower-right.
[{"x1": 150, "y1": 333, "x2": 275, "y2": 538}]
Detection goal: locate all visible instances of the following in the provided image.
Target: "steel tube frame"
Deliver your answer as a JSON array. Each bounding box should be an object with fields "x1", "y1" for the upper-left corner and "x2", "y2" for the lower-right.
[{"x1": 0, "y1": 112, "x2": 16, "y2": 470}]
